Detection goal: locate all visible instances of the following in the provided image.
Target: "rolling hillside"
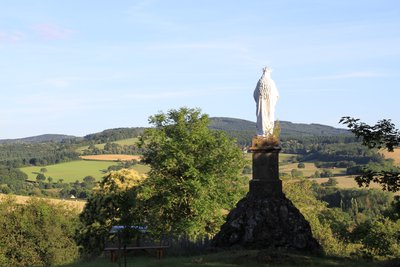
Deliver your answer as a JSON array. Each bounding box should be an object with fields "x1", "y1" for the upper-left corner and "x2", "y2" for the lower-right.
[
  {"x1": 209, "y1": 117, "x2": 349, "y2": 137},
  {"x1": 209, "y1": 117, "x2": 351, "y2": 144},
  {"x1": 0, "y1": 118, "x2": 350, "y2": 146},
  {"x1": 0, "y1": 134, "x2": 80, "y2": 144}
]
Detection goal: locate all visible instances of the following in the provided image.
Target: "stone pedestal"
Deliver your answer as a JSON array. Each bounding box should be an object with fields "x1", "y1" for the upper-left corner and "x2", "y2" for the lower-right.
[
  {"x1": 249, "y1": 140, "x2": 282, "y2": 197},
  {"x1": 213, "y1": 137, "x2": 321, "y2": 253}
]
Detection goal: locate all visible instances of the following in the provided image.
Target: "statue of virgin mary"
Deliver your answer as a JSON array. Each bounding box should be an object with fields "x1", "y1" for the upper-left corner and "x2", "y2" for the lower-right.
[{"x1": 254, "y1": 67, "x2": 279, "y2": 136}]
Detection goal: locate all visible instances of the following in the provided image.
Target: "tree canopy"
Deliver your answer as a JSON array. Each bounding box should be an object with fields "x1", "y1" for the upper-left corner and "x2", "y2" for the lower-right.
[
  {"x1": 77, "y1": 169, "x2": 146, "y2": 256},
  {"x1": 340, "y1": 117, "x2": 400, "y2": 192},
  {"x1": 139, "y1": 107, "x2": 247, "y2": 238}
]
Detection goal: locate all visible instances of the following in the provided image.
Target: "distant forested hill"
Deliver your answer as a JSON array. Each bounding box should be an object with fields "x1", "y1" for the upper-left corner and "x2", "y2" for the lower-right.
[
  {"x1": 209, "y1": 117, "x2": 352, "y2": 145},
  {"x1": 0, "y1": 134, "x2": 80, "y2": 144},
  {"x1": 83, "y1": 127, "x2": 145, "y2": 143}
]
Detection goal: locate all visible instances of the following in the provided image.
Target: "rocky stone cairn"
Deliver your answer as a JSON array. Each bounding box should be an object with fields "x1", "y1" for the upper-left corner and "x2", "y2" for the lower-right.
[{"x1": 213, "y1": 137, "x2": 322, "y2": 253}]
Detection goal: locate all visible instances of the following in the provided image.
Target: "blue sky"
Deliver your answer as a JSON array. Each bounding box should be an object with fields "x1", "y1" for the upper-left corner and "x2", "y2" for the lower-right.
[{"x1": 1, "y1": 0, "x2": 399, "y2": 139}]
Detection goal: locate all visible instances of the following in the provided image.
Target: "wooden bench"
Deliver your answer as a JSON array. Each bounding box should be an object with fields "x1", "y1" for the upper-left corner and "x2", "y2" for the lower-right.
[{"x1": 104, "y1": 245, "x2": 169, "y2": 261}]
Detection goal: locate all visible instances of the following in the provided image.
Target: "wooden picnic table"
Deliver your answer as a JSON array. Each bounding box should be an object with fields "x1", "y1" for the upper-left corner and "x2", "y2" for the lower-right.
[{"x1": 104, "y1": 245, "x2": 169, "y2": 261}]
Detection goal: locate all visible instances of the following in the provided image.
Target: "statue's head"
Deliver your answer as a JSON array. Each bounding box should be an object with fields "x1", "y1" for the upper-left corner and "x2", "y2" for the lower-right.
[{"x1": 262, "y1": 66, "x2": 272, "y2": 74}]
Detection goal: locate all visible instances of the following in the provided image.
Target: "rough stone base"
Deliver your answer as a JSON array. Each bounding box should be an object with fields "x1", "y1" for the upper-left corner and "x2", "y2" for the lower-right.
[{"x1": 213, "y1": 192, "x2": 322, "y2": 254}]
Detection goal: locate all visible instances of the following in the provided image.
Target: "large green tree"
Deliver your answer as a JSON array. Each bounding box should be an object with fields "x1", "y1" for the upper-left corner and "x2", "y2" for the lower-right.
[
  {"x1": 340, "y1": 117, "x2": 400, "y2": 192},
  {"x1": 139, "y1": 107, "x2": 247, "y2": 238},
  {"x1": 76, "y1": 169, "x2": 146, "y2": 256}
]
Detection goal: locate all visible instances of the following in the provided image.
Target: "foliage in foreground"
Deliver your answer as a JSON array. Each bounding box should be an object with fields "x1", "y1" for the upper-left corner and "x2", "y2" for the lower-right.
[
  {"x1": 138, "y1": 107, "x2": 247, "y2": 238},
  {"x1": 284, "y1": 180, "x2": 400, "y2": 259},
  {"x1": 76, "y1": 169, "x2": 147, "y2": 256},
  {"x1": 0, "y1": 197, "x2": 80, "y2": 267},
  {"x1": 77, "y1": 108, "x2": 248, "y2": 257},
  {"x1": 340, "y1": 117, "x2": 400, "y2": 192}
]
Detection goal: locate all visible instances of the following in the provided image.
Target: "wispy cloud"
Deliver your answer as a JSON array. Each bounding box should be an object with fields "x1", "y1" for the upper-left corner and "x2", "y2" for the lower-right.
[
  {"x1": 32, "y1": 24, "x2": 74, "y2": 40},
  {"x1": 305, "y1": 71, "x2": 388, "y2": 80},
  {"x1": 0, "y1": 30, "x2": 25, "y2": 43}
]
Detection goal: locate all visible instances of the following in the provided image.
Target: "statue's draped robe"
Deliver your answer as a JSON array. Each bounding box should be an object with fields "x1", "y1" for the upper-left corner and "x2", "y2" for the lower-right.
[{"x1": 254, "y1": 70, "x2": 279, "y2": 136}]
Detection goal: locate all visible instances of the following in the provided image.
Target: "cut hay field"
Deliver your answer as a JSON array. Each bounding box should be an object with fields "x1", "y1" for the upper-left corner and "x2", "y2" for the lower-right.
[
  {"x1": 381, "y1": 148, "x2": 400, "y2": 165},
  {"x1": 0, "y1": 193, "x2": 86, "y2": 211},
  {"x1": 80, "y1": 154, "x2": 142, "y2": 161}
]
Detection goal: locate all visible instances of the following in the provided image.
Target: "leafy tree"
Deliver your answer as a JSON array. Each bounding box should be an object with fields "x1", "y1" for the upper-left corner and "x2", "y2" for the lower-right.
[
  {"x1": 83, "y1": 175, "x2": 96, "y2": 188},
  {"x1": 320, "y1": 169, "x2": 334, "y2": 178},
  {"x1": 321, "y1": 178, "x2": 338, "y2": 187},
  {"x1": 352, "y1": 218, "x2": 400, "y2": 258},
  {"x1": 384, "y1": 196, "x2": 400, "y2": 221},
  {"x1": 297, "y1": 162, "x2": 305, "y2": 168},
  {"x1": 284, "y1": 180, "x2": 354, "y2": 256},
  {"x1": 291, "y1": 168, "x2": 303, "y2": 178},
  {"x1": 340, "y1": 117, "x2": 400, "y2": 192},
  {"x1": 138, "y1": 107, "x2": 247, "y2": 238},
  {"x1": 0, "y1": 197, "x2": 80, "y2": 266},
  {"x1": 36, "y1": 173, "x2": 46, "y2": 182},
  {"x1": 77, "y1": 169, "x2": 146, "y2": 256},
  {"x1": 242, "y1": 165, "x2": 252, "y2": 175}
]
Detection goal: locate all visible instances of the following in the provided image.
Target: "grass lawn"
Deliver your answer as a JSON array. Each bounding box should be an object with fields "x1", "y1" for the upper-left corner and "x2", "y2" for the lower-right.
[{"x1": 62, "y1": 250, "x2": 396, "y2": 267}]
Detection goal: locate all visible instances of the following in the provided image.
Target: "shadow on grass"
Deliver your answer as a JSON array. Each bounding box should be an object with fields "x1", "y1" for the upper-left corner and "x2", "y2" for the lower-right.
[{"x1": 61, "y1": 250, "x2": 399, "y2": 267}]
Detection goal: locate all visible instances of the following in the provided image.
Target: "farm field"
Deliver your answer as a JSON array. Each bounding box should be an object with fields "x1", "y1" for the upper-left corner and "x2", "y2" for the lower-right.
[
  {"x1": 113, "y1": 137, "x2": 139, "y2": 146},
  {"x1": 20, "y1": 160, "x2": 150, "y2": 183},
  {"x1": 76, "y1": 137, "x2": 139, "y2": 154},
  {"x1": 80, "y1": 154, "x2": 142, "y2": 161},
  {"x1": 0, "y1": 193, "x2": 86, "y2": 211},
  {"x1": 21, "y1": 160, "x2": 117, "y2": 183},
  {"x1": 279, "y1": 162, "x2": 346, "y2": 177},
  {"x1": 279, "y1": 153, "x2": 298, "y2": 163},
  {"x1": 381, "y1": 147, "x2": 400, "y2": 165}
]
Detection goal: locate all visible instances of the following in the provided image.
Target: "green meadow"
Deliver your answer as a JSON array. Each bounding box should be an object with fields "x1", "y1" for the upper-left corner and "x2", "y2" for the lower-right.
[
  {"x1": 20, "y1": 160, "x2": 149, "y2": 183},
  {"x1": 76, "y1": 137, "x2": 139, "y2": 154},
  {"x1": 20, "y1": 160, "x2": 116, "y2": 183}
]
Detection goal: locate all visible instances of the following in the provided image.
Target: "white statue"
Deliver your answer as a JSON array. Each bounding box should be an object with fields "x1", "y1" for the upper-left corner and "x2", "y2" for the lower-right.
[{"x1": 254, "y1": 67, "x2": 279, "y2": 136}]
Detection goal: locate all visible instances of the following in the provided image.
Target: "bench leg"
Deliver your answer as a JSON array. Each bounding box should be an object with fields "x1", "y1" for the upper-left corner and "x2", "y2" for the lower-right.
[
  {"x1": 156, "y1": 249, "x2": 164, "y2": 259},
  {"x1": 110, "y1": 251, "x2": 118, "y2": 262}
]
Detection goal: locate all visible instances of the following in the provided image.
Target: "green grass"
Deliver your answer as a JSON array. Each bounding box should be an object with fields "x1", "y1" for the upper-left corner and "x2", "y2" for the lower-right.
[
  {"x1": 279, "y1": 162, "x2": 346, "y2": 177},
  {"x1": 20, "y1": 160, "x2": 116, "y2": 183},
  {"x1": 21, "y1": 160, "x2": 150, "y2": 183},
  {"x1": 75, "y1": 143, "x2": 104, "y2": 154},
  {"x1": 280, "y1": 153, "x2": 298, "y2": 163},
  {"x1": 75, "y1": 138, "x2": 139, "y2": 154},
  {"x1": 61, "y1": 250, "x2": 395, "y2": 267},
  {"x1": 113, "y1": 137, "x2": 139, "y2": 146}
]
